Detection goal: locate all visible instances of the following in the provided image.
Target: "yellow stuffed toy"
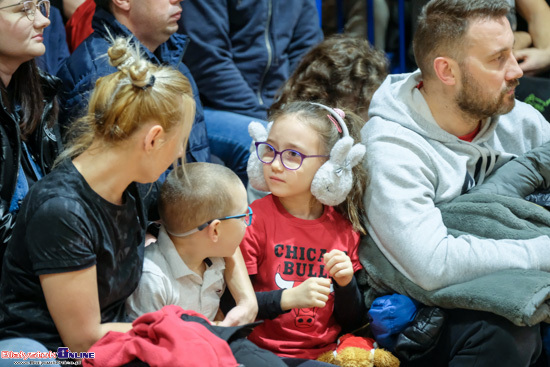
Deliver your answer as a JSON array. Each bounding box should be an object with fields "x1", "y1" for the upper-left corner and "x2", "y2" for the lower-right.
[{"x1": 317, "y1": 333, "x2": 400, "y2": 367}]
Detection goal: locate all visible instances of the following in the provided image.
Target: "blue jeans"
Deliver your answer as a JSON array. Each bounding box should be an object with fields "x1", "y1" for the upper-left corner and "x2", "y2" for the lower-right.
[
  {"x1": 204, "y1": 108, "x2": 267, "y2": 185},
  {"x1": 0, "y1": 338, "x2": 60, "y2": 367}
]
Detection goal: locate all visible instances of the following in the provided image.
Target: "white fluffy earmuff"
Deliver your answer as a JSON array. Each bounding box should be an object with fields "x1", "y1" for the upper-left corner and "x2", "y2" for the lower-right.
[
  {"x1": 246, "y1": 103, "x2": 366, "y2": 206},
  {"x1": 309, "y1": 103, "x2": 366, "y2": 206},
  {"x1": 247, "y1": 121, "x2": 272, "y2": 192}
]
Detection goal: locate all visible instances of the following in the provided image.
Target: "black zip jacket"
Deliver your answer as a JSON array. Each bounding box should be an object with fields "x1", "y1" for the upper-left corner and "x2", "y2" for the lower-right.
[{"x1": 0, "y1": 71, "x2": 62, "y2": 265}]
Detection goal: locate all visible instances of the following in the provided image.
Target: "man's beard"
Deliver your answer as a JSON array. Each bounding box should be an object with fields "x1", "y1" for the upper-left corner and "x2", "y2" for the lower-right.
[{"x1": 456, "y1": 70, "x2": 519, "y2": 120}]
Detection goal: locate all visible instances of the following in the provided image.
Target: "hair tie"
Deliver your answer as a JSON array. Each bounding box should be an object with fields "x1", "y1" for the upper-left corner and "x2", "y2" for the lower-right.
[
  {"x1": 141, "y1": 75, "x2": 155, "y2": 90},
  {"x1": 327, "y1": 114, "x2": 343, "y2": 133}
]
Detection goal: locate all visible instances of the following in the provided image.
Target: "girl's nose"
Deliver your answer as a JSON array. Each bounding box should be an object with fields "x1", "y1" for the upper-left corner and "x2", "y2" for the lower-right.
[{"x1": 270, "y1": 154, "x2": 284, "y2": 172}]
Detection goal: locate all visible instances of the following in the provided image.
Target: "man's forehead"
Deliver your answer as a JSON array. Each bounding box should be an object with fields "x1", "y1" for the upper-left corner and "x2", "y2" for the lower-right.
[{"x1": 464, "y1": 16, "x2": 513, "y2": 52}]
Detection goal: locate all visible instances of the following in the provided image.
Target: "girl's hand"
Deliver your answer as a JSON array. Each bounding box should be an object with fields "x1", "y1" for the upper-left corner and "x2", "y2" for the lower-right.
[
  {"x1": 280, "y1": 277, "x2": 331, "y2": 310},
  {"x1": 324, "y1": 250, "x2": 353, "y2": 287}
]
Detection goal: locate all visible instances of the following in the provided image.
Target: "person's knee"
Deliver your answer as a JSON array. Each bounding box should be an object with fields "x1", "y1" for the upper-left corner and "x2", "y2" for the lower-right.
[
  {"x1": 493, "y1": 322, "x2": 541, "y2": 365},
  {"x1": 487, "y1": 323, "x2": 541, "y2": 366},
  {"x1": 442, "y1": 310, "x2": 542, "y2": 366},
  {"x1": 461, "y1": 314, "x2": 541, "y2": 365},
  {"x1": 498, "y1": 321, "x2": 539, "y2": 342}
]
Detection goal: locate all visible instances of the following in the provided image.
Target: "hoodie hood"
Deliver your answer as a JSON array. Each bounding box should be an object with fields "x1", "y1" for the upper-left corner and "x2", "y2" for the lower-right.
[{"x1": 368, "y1": 70, "x2": 501, "y2": 146}]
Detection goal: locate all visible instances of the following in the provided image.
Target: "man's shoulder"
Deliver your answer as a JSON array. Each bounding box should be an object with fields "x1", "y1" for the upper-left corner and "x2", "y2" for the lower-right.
[
  {"x1": 362, "y1": 116, "x2": 424, "y2": 145},
  {"x1": 509, "y1": 99, "x2": 546, "y2": 120},
  {"x1": 497, "y1": 100, "x2": 549, "y2": 135},
  {"x1": 491, "y1": 100, "x2": 550, "y2": 153},
  {"x1": 59, "y1": 35, "x2": 114, "y2": 89},
  {"x1": 71, "y1": 35, "x2": 111, "y2": 71},
  {"x1": 161, "y1": 34, "x2": 192, "y2": 70}
]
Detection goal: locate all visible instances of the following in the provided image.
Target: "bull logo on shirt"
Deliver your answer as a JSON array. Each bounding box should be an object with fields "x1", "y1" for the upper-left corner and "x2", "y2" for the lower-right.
[{"x1": 275, "y1": 268, "x2": 334, "y2": 328}]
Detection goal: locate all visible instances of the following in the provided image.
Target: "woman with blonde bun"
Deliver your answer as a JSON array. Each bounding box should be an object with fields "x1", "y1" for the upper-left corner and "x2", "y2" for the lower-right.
[{"x1": 0, "y1": 37, "x2": 217, "y2": 355}]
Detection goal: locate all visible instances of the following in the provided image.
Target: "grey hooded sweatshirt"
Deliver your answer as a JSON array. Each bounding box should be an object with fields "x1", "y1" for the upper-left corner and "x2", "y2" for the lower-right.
[{"x1": 362, "y1": 70, "x2": 550, "y2": 291}]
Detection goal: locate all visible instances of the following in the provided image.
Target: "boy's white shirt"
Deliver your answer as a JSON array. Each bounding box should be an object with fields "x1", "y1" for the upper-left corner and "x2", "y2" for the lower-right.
[{"x1": 126, "y1": 226, "x2": 226, "y2": 321}]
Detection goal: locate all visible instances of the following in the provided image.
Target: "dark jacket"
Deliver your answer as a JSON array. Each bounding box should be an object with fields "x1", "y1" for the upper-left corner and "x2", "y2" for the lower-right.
[
  {"x1": 468, "y1": 138, "x2": 550, "y2": 203},
  {"x1": 37, "y1": 6, "x2": 70, "y2": 76},
  {"x1": 178, "y1": 0, "x2": 323, "y2": 120},
  {"x1": 0, "y1": 71, "x2": 62, "y2": 261},
  {"x1": 57, "y1": 8, "x2": 210, "y2": 163}
]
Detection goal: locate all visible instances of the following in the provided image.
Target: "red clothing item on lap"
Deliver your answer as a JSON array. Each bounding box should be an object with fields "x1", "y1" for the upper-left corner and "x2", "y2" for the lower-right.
[{"x1": 82, "y1": 305, "x2": 237, "y2": 367}]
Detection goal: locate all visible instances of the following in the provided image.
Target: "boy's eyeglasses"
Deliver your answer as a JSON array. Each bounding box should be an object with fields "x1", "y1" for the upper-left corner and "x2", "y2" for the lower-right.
[
  {"x1": 169, "y1": 206, "x2": 253, "y2": 237},
  {"x1": 0, "y1": 0, "x2": 50, "y2": 20},
  {"x1": 255, "y1": 142, "x2": 329, "y2": 170}
]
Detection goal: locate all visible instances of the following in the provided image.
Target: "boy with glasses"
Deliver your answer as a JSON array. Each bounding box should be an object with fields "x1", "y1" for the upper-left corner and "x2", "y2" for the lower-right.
[{"x1": 126, "y1": 162, "x2": 252, "y2": 323}]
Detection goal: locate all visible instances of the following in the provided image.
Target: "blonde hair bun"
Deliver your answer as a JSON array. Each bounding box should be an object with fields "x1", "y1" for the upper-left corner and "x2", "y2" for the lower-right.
[
  {"x1": 107, "y1": 37, "x2": 154, "y2": 89},
  {"x1": 107, "y1": 37, "x2": 134, "y2": 69},
  {"x1": 128, "y1": 59, "x2": 153, "y2": 89}
]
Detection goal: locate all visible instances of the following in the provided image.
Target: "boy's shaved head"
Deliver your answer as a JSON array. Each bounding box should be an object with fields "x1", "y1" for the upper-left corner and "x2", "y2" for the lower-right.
[{"x1": 159, "y1": 163, "x2": 244, "y2": 235}]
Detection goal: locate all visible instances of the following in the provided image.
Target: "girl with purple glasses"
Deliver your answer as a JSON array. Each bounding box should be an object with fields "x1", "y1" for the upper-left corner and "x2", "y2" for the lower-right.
[{"x1": 240, "y1": 101, "x2": 368, "y2": 361}]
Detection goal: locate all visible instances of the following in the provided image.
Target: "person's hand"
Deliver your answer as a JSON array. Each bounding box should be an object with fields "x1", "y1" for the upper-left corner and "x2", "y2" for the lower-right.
[
  {"x1": 218, "y1": 299, "x2": 258, "y2": 326},
  {"x1": 280, "y1": 277, "x2": 331, "y2": 310},
  {"x1": 323, "y1": 249, "x2": 354, "y2": 287},
  {"x1": 514, "y1": 47, "x2": 550, "y2": 76}
]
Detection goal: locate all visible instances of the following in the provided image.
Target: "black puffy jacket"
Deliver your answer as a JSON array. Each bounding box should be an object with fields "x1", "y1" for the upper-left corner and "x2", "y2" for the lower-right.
[{"x1": 0, "y1": 71, "x2": 62, "y2": 264}]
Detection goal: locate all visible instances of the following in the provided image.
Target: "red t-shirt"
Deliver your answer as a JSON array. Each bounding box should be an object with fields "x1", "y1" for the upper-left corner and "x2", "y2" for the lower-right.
[
  {"x1": 240, "y1": 194, "x2": 361, "y2": 359},
  {"x1": 458, "y1": 123, "x2": 481, "y2": 142}
]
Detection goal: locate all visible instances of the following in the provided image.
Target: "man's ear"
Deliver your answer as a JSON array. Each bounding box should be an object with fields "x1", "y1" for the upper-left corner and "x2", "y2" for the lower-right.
[
  {"x1": 111, "y1": 0, "x2": 130, "y2": 12},
  {"x1": 207, "y1": 220, "x2": 221, "y2": 243},
  {"x1": 433, "y1": 56, "x2": 459, "y2": 86},
  {"x1": 144, "y1": 125, "x2": 164, "y2": 153}
]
